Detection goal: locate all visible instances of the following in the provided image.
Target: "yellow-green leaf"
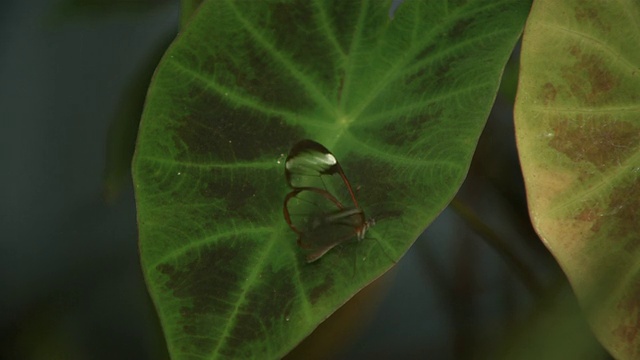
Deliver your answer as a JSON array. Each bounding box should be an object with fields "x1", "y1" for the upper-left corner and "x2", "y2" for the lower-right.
[{"x1": 515, "y1": 0, "x2": 640, "y2": 358}]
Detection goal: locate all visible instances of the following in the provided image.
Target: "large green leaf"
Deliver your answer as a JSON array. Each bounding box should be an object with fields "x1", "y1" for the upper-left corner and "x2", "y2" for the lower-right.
[
  {"x1": 180, "y1": 0, "x2": 204, "y2": 27},
  {"x1": 133, "y1": 0, "x2": 530, "y2": 358},
  {"x1": 515, "y1": 0, "x2": 640, "y2": 358}
]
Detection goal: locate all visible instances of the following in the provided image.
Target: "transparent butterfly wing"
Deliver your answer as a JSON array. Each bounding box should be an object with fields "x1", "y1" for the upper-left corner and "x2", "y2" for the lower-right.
[
  {"x1": 284, "y1": 139, "x2": 359, "y2": 208},
  {"x1": 283, "y1": 188, "x2": 366, "y2": 262}
]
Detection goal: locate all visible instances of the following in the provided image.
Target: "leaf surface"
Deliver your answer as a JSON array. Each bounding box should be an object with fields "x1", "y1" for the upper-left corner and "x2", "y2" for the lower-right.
[
  {"x1": 180, "y1": 0, "x2": 204, "y2": 27},
  {"x1": 515, "y1": 0, "x2": 640, "y2": 358},
  {"x1": 133, "y1": 0, "x2": 530, "y2": 358}
]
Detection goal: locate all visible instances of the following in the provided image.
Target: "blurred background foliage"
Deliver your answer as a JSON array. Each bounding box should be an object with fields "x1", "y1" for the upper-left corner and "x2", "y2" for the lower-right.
[{"x1": 1, "y1": 0, "x2": 612, "y2": 359}]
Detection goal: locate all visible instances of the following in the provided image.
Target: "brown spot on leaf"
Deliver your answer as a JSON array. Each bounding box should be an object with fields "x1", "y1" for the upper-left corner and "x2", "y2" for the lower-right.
[
  {"x1": 378, "y1": 108, "x2": 444, "y2": 144},
  {"x1": 192, "y1": 28, "x2": 318, "y2": 114},
  {"x1": 613, "y1": 284, "x2": 640, "y2": 348},
  {"x1": 574, "y1": 0, "x2": 610, "y2": 32},
  {"x1": 403, "y1": 59, "x2": 455, "y2": 95},
  {"x1": 343, "y1": 153, "x2": 411, "y2": 212},
  {"x1": 605, "y1": 179, "x2": 640, "y2": 252},
  {"x1": 448, "y1": 18, "x2": 473, "y2": 39},
  {"x1": 200, "y1": 177, "x2": 259, "y2": 213},
  {"x1": 172, "y1": 89, "x2": 304, "y2": 162},
  {"x1": 267, "y1": 1, "x2": 341, "y2": 93},
  {"x1": 434, "y1": 62, "x2": 452, "y2": 84},
  {"x1": 549, "y1": 118, "x2": 640, "y2": 171},
  {"x1": 562, "y1": 46, "x2": 617, "y2": 105},
  {"x1": 156, "y1": 242, "x2": 251, "y2": 353},
  {"x1": 412, "y1": 43, "x2": 437, "y2": 65},
  {"x1": 541, "y1": 82, "x2": 557, "y2": 105},
  {"x1": 449, "y1": 0, "x2": 469, "y2": 6},
  {"x1": 404, "y1": 67, "x2": 427, "y2": 88},
  {"x1": 574, "y1": 206, "x2": 603, "y2": 232},
  {"x1": 226, "y1": 267, "x2": 296, "y2": 352},
  {"x1": 310, "y1": 274, "x2": 334, "y2": 304}
]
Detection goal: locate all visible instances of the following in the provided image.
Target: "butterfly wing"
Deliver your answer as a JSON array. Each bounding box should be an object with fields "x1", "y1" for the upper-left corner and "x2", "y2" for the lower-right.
[
  {"x1": 284, "y1": 139, "x2": 359, "y2": 208},
  {"x1": 284, "y1": 187, "x2": 366, "y2": 262}
]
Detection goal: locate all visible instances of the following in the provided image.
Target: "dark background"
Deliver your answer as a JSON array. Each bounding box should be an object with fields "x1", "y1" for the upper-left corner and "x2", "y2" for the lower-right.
[{"x1": 1, "y1": 1, "x2": 610, "y2": 359}]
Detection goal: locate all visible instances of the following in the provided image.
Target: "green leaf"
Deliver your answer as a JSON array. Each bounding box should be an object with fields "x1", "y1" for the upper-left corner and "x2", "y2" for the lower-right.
[
  {"x1": 180, "y1": 0, "x2": 204, "y2": 28},
  {"x1": 515, "y1": 0, "x2": 640, "y2": 358},
  {"x1": 133, "y1": 0, "x2": 530, "y2": 358}
]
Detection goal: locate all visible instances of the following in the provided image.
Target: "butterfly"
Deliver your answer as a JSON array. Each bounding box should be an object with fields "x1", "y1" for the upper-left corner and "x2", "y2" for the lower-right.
[{"x1": 282, "y1": 140, "x2": 376, "y2": 262}]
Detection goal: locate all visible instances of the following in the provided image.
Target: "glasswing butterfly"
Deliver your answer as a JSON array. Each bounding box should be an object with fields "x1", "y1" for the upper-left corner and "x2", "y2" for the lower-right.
[{"x1": 283, "y1": 140, "x2": 376, "y2": 262}]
